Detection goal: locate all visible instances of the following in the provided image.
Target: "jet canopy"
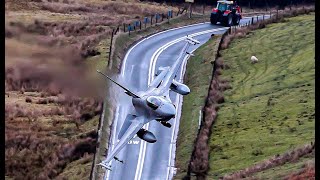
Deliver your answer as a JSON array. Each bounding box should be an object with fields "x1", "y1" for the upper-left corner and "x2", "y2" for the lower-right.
[{"x1": 146, "y1": 96, "x2": 162, "y2": 110}]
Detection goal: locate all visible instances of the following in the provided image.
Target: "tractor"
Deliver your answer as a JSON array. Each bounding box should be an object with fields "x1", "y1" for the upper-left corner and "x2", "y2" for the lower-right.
[{"x1": 210, "y1": 0, "x2": 242, "y2": 27}]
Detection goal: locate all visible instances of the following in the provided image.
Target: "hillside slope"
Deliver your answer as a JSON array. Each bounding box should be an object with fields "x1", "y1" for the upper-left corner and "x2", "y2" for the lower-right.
[
  {"x1": 208, "y1": 14, "x2": 315, "y2": 179},
  {"x1": 5, "y1": 0, "x2": 176, "y2": 179}
]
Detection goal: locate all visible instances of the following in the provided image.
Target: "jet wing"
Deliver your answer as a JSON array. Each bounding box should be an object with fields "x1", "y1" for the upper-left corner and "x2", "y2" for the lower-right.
[
  {"x1": 156, "y1": 43, "x2": 190, "y2": 95},
  {"x1": 97, "y1": 70, "x2": 141, "y2": 98},
  {"x1": 148, "y1": 67, "x2": 170, "y2": 89},
  {"x1": 156, "y1": 36, "x2": 200, "y2": 95},
  {"x1": 99, "y1": 116, "x2": 145, "y2": 167}
]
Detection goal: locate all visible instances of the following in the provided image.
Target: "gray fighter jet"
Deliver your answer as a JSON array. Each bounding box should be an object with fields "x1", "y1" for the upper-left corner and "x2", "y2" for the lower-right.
[{"x1": 96, "y1": 36, "x2": 200, "y2": 170}]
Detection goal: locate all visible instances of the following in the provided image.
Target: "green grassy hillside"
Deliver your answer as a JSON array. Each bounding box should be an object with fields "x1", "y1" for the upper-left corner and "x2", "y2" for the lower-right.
[{"x1": 207, "y1": 14, "x2": 315, "y2": 179}]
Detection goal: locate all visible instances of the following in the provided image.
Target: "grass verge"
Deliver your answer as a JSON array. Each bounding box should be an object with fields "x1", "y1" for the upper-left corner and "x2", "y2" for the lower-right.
[{"x1": 174, "y1": 36, "x2": 221, "y2": 179}]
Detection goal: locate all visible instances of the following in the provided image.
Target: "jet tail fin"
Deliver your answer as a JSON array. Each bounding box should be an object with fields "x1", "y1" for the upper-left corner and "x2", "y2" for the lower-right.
[{"x1": 97, "y1": 70, "x2": 140, "y2": 98}]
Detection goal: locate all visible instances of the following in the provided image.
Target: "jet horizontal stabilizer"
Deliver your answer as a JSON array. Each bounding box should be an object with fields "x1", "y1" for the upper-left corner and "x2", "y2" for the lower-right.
[
  {"x1": 186, "y1": 52, "x2": 195, "y2": 56},
  {"x1": 186, "y1": 36, "x2": 200, "y2": 45},
  {"x1": 97, "y1": 163, "x2": 112, "y2": 171},
  {"x1": 114, "y1": 156, "x2": 124, "y2": 164}
]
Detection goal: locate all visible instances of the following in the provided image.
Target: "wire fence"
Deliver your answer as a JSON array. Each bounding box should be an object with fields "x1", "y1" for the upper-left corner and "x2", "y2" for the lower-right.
[{"x1": 106, "y1": 7, "x2": 191, "y2": 67}]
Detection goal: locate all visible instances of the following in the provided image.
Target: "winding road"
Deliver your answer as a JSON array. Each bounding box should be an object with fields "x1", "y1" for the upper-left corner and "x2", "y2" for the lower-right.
[{"x1": 102, "y1": 15, "x2": 269, "y2": 180}]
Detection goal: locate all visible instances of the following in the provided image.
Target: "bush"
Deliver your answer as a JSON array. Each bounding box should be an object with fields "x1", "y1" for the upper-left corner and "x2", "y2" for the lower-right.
[
  {"x1": 252, "y1": 149, "x2": 263, "y2": 156},
  {"x1": 25, "y1": 97, "x2": 32, "y2": 103}
]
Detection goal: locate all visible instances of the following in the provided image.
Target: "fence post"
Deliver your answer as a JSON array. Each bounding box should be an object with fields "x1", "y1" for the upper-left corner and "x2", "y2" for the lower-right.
[
  {"x1": 117, "y1": 25, "x2": 120, "y2": 34},
  {"x1": 189, "y1": 3, "x2": 192, "y2": 18},
  {"x1": 144, "y1": 17, "x2": 147, "y2": 29},
  {"x1": 140, "y1": 20, "x2": 142, "y2": 30},
  {"x1": 128, "y1": 24, "x2": 131, "y2": 36},
  {"x1": 251, "y1": 17, "x2": 254, "y2": 24},
  {"x1": 123, "y1": 23, "x2": 126, "y2": 32},
  {"x1": 256, "y1": 16, "x2": 258, "y2": 22},
  {"x1": 162, "y1": 13, "x2": 164, "y2": 22},
  {"x1": 155, "y1": 14, "x2": 158, "y2": 24},
  {"x1": 177, "y1": 7, "x2": 180, "y2": 16},
  {"x1": 270, "y1": 10, "x2": 272, "y2": 19},
  {"x1": 202, "y1": 5, "x2": 205, "y2": 15},
  {"x1": 263, "y1": 14, "x2": 265, "y2": 21}
]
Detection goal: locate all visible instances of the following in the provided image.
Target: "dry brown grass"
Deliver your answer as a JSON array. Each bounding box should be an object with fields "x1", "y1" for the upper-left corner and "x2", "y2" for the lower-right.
[
  {"x1": 5, "y1": 0, "x2": 177, "y2": 178},
  {"x1": 5, "y1": 89, "x2": 101, "y2": 179},
  {"x1": 222, "y1": 143, "x2": 315, "y2": 180},
  {"x1": 284, "y1": 161, "x2": 315, "y2": 180}
]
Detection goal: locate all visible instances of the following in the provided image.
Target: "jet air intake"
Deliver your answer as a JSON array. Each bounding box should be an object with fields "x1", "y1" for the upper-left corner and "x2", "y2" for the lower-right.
[
  {"x1": 170, "y1": 79, "x2": 190, "y2": 95},
  {"x1": 137, "y1": 129, "x2": 157, "y2": 143}
]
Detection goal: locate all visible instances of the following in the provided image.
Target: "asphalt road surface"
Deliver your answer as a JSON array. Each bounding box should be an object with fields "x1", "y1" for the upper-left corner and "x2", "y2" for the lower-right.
[{"x1": 103, "y1": 15, "x2": 269, "y2": 180}]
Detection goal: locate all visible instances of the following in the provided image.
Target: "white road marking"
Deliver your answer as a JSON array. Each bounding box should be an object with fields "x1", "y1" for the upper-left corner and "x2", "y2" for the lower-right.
[
  {"x1": 149, "y1": 27, "x2": 229, "y2": 79},
  {"x1": 121, "y1": 22, "x2": 213, "y2": 76}
]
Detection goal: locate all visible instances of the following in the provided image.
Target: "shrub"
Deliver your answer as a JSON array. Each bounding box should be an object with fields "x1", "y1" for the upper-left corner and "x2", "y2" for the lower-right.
[
  {"x1": 252, "y1": 149, "x2": 263, "y2": 156},
  {"x1": 25, "y1": 97, "x2": 32, "y2": 103}
]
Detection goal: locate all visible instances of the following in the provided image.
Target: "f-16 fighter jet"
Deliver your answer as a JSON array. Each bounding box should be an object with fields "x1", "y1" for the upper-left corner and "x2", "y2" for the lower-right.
[{"x1": 96, "y1": 36, "x2": 200, "y2": 170}]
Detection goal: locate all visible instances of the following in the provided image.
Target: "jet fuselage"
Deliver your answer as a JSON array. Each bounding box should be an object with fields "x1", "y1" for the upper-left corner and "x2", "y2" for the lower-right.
[{"x1": 131, "y1": 95, "x2": 175, "y2": 122}]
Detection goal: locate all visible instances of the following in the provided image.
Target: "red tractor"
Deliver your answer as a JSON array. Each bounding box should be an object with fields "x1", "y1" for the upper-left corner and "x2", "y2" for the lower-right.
[{"x1": 210, "y1": 0, "x2": 242, "y2": 27}]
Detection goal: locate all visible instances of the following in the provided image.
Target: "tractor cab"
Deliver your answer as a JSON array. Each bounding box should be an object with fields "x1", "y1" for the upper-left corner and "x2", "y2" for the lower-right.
[{"x1": 210, "y1": 0, "x2": 242, "y2": 26}]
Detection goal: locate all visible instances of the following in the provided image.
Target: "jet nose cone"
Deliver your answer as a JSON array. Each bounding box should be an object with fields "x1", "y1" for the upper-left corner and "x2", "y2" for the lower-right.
[{"x1": 167, "y1": 104, "x2": 176, "y2": 119}]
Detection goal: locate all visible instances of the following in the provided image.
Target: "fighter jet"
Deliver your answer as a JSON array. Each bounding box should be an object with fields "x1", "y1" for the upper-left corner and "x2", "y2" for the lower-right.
[{"x1": 96, "y1": 36, "x2": 200, "y2": 170}]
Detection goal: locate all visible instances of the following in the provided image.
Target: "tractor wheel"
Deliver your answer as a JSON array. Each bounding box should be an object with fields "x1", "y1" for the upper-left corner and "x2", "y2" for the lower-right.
[
  {"x1": 210, "y1": 18, "x2": 218, "y2": 25},
  {"x1": 210, "y1": 15, "x2": 218, "y2": 25},
  {"x1": 225, "y1": 14, "x2": 233, "y2": 27}
]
